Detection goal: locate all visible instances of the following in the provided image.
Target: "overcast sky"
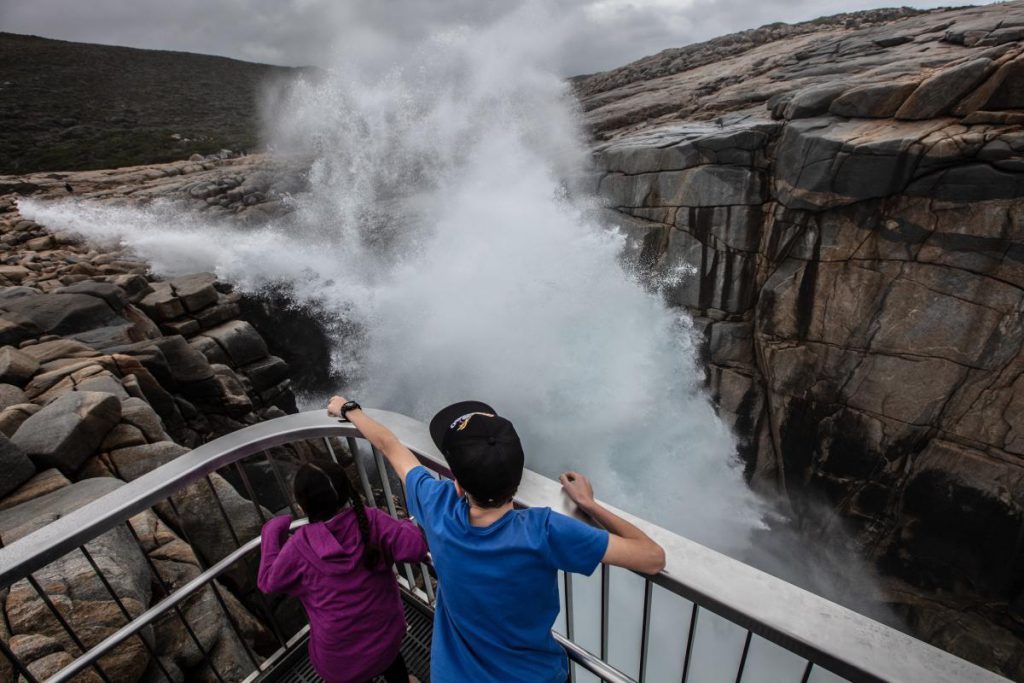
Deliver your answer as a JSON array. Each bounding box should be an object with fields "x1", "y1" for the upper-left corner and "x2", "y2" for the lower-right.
[{"x1": 1, "y1": 0, "x2": 998, "y2": 76}]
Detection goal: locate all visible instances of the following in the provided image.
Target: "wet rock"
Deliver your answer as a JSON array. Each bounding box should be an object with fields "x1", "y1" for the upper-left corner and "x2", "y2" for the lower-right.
[
  {"x1": 169, "y1": 273, "x2": 218, "y2": 313},
  {"x1": 12, "y1": 390, "x2": 122, "y2": 473},
  {"x1": 199, "y1": 320, "x2": 269, "y2": 367}
]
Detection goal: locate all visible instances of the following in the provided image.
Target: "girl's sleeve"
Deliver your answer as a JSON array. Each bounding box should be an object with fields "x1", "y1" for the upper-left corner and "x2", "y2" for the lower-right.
[
  {"x1": 371, "y1": 509, "x2": 430, "y2": 563},
  {"x1": 257, "y1": 516, "x2": 303, "y2": 594}
]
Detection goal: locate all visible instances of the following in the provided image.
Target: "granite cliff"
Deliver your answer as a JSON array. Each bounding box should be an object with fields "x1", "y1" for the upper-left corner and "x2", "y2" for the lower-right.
[{"x1": 579, "y1": 1, "x2": 1024, "y2": 675}]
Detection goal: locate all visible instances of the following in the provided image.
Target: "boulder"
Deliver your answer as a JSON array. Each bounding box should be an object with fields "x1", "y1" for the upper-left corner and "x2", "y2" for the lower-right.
[
  {"x1": 19, "y1": 338, "x2": 98, "y2": 364},
  {"x1": 199, "y1": 320, "x2": 269, "y2": 367},
  {"x1": 139, "y1": 282, "x2": 185, "y2": 321},
  {"x1": 119, "y1": 397, "x2": 170, "y2": 444},
  {"x1": 149, "y1": 335, "x2": 214, "y2": 384},
  {"x1": 0, "y1": 383, "x2": 27, "y2": 410},
  {"x1": 781, "y1": 83, "x2": 849, "y2": 120},
  {"x1": 895, "y1": 58, "x2": 995, "y2": 119},
  {"x1": 54, "y1": 281, "x2": 130, "y2": 313},
  {"x1": 169, "y1": 273, "x2": 218, "y2": 313},
  {"x1": 0, "y1": 468, "x2": 70, "y2": 511},
  {"x1": 0, "y1": 432, "x2": 34, "y2": 499},
  {"x1": 0, "y1": 346, "x2": 40, "y2": 385},
  {"x1": 0, "y1": 402, "x2": 41, "y2": 437},
  {"x1": 12, "y1": 391, "x2": 122, "y2": 473},
  {"x1": 829, "y1": 81, "x2": 918, "y2": 118},
  {"x1": 0, "y1": 292, "x2": 123, "y2": 336},
  {"x1": 107, "y1": 441, "x2": 188, "y2": 481}
]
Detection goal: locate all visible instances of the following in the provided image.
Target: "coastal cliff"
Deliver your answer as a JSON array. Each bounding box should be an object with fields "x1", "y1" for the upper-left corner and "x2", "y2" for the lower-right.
[{"x1": 579, "y1": 2, "x2": 1024, "y2": 675}]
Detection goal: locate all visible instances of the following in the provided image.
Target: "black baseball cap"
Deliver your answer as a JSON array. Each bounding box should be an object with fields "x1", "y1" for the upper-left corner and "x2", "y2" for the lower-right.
[{"x1": 429, "y1": 400, "x2": 525, "y2": 504}]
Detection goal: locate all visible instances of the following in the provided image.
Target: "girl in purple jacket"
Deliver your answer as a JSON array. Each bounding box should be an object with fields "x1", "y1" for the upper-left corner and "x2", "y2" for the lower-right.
[{"x1": 257, "y1": 462, "x2": 428, "y2": 683}]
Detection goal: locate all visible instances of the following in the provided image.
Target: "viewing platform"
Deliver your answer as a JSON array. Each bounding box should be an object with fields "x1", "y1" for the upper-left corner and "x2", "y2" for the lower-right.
[{"x1": 0, "y1": 410, "x2": 1010, "y2": 683}]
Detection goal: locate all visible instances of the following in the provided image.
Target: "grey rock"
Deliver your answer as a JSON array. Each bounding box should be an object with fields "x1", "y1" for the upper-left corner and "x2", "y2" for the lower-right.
[
  {"x1": 0, "y1": 402, "x2": 41, "y2": 437},
  {"x1": 783, "y1": 83, "x2": 849, "y2": 120},
  {"x1": 830, "y1": 81, "x2": 919, "y2": 118},
  {"x1": 12, "y1": 390, "x2": 122, "y2": 473},
  {"x1": 169, "y1": 273, "x2": 219, "y2": 313},
  {"x1": 19, "y1": 338, "x2": 98, "y2": 364},
  {"x1": 895, "y1": 58, "x2": 995, "y2": 119},
  {"x1": 150, "y1": 335, "x2": 215, "y2": 383},
  {"x1": 199, "y1": 320, "x2": 269, "y2": 367},
  {"x1": 0, "y1": 382, "x2": 26, "y2": 410},
  {"x1": 0, "y1": 292, "x2": 123, "y2": 336},
  {"x1": 108, "y1": 440, "x2": 188, "y2": 481},
  {"x1": 0, "y1": 432, "x2": 34, "y2": 499},
  {"x1": 0, "y1": 345, "x2": 40, "y2": 385},
  {"x1": 54, "y1": 281, "x2": 129, "y2": 313}
]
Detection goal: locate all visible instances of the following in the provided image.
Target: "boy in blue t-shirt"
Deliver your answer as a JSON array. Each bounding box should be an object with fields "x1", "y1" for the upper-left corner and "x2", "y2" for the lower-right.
[{"x1": 328, "y1": 396, "x2": 666, "y2": 683}]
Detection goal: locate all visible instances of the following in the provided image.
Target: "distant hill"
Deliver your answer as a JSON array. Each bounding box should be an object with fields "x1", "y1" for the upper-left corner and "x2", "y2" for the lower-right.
[{"x1": 0, "y1": 33, "x2": 303, "y2": 174}]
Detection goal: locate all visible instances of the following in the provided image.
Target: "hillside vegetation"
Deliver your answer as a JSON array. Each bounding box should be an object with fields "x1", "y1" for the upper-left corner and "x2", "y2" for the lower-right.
[{"x1": 0, "y1": 33, "x2": 302, "y2": 174}]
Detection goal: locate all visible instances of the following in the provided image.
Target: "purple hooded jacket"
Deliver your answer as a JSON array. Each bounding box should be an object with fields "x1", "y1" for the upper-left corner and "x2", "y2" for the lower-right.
[{"x1": 257, "y1": 508, "x2": 429, "y2": 683}]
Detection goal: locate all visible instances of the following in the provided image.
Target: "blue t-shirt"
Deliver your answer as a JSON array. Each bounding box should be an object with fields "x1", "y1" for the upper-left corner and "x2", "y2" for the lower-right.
[{"x1": 405, "y1": 466, "x2": 609, "y2": 683}]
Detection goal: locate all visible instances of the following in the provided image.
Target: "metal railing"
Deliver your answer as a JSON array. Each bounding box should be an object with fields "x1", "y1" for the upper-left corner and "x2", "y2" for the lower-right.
[{"x1": 0, "y1": 409, "x2": 1010, "y2": 683}]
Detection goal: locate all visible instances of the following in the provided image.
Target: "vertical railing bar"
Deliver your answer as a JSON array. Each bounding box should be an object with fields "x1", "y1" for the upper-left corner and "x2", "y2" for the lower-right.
[
  {"x1": 165, "y1": 497, "x2": 262, "y2": 672},
  {"x1": 371, "y1": 445, "x2": 418, "y2": 590},
  {"x1": 0, "y1": 632, "x2": 40, "y2": 683},
  {"x1": 390, "y1": 453, "x2": 437, "y2": 606},
  {"x1": 224, "y1": 463, "x2": 291, "y2": 649},
  {"x1": 25, "y1": 573, "x2": 113, "y2": 683},
  {"x1": 124, "y1": 519, "x2": 228, "y2": 683},
  {"x1": 800, "y1": 661, "x2": 814, "y2": 683},
  {"x1": 680, "y1": 603, "x2": 699, "y2": 683},
  {"x1": 233, "y1": 461, "x2": 269, "y2": 524},
  {"x1": 78, "y1": 545, "x2": 175, "y2": 683},
  {"x1": 323, "y1": 437, "x2": 341, "y2": 464},
  {"x1": 600, "y1": 563, "x2": 610, "y2": 662},
  {"x1": 264, "y1": 450, "x2": 300, "y2": 516},
  {"x1": 207, "y1": 580, "x2": 263, "y2": 671},
  {"x1": 203, "y1": 475, "x2": 244, "y2": 549},
  {"x1": 347, "y1": 437, "x2": 377, "y2": 507},
  {"x1": 564, "y1": 571, "x2": 576, "y2": 683},
  {"x1": 638, "y1": 578, "x2": 653, "y2": 682},
  {"x1": 734, "y1": 630, "x2": 753, "y2": 683}
]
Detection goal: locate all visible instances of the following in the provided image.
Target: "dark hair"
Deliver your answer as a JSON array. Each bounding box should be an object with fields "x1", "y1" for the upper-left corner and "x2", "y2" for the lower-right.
[{"x1": 293, "y1": 462, "x2": 383, "y2": 569}]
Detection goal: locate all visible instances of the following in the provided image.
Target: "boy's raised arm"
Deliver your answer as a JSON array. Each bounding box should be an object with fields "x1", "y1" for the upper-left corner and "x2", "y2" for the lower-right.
[
  {"x1": 328, "y1": 396, "x2": 422, "y2": 483},
  {"x1": 560, "y1": 471, "x2": 666, "y2": 576}
]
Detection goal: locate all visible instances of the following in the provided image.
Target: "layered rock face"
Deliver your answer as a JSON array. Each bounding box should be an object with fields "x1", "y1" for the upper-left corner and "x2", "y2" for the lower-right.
[
  {"x1": 0, "y1": 193, "x2": 307, "y2": 681},
  {"x1": 580, "y1": 2, "x2": 1024, "y2": 676}
]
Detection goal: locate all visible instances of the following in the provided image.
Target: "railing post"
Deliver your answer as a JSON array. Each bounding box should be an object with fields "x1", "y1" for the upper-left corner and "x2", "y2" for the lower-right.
[{"x1": 638, "y1": 579, "x2": 653, "y2": 682}]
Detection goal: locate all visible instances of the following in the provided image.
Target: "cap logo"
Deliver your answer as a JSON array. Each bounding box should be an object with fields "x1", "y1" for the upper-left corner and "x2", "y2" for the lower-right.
[{"x1": 450, "y1": 412, "x2": 495, "y2": 432}]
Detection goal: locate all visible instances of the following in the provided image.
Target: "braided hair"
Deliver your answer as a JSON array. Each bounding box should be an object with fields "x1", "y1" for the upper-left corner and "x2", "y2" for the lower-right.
[{"x1": 293, "y1": 462, "x2": 384, "y2": 569}]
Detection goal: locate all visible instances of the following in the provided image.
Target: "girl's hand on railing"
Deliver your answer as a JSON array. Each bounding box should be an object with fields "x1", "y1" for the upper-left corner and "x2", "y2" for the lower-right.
[{"x1": 559, "y1": 471, "x2": 596, "y2": 512}]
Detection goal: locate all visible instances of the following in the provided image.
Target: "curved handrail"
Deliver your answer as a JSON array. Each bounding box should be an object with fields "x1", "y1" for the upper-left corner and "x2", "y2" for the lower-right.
[{"x1": 0, "y1": 410, "x2": 1009, "y2": 683}]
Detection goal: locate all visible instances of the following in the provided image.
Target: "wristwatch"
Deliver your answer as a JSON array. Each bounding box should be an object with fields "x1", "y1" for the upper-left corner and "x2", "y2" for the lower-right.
[{"x1": 339, "y1": 400, "x2": 362, "y2": 421}]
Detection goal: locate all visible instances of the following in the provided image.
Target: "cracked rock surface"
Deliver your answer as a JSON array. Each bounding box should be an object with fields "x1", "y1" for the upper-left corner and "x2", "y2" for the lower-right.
[{"x1": 582, "y1": 2, "x2": 1024, "y2": 677}]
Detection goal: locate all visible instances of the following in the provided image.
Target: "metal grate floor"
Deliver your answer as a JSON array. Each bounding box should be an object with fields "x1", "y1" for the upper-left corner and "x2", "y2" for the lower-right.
[{"x1": 262, "y1": 599, "x2": 432, "y2": 683}]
